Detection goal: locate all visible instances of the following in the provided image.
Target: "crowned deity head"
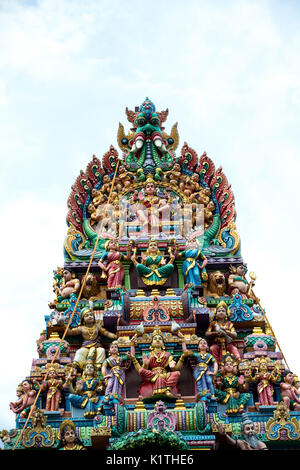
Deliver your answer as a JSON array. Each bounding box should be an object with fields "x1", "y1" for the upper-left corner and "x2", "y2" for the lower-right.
[
  {"x1": 150, "y1": 329, "x2": 166, "y2": 351},
  {"x1": 146, "y1": 239, "x2": 160, "y2": 257},
  {"x1": 80, "y1": 307, "x2": 95, "y2": 325},
  {"x1": 214, "y1": 301, "x2": 230, "y2": 322}
]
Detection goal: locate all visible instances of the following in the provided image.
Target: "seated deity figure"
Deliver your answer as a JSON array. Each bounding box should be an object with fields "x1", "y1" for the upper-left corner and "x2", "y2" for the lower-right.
[
  {"x1": 128, "y1": 328, "x2": 187, "y2": 399},
  {"x1": 214, "y1": 354, "x2": 250, "y2": 415},
  {"x1": 205, "y1": 301, "x2": 240, "y2": 363},
  {"x1": 131, "y1": 239, "x2": 175, "y2": 286},
  {"x1": 59, "y1": 269, "x2": 80, "y2": 301},
  {"x1": 65, "y1": 307, "x2": 117, "y2": 371},
  {"x1": 228, "y1": 264, "x2": 251, "y2": 299},
  {"x1": 66, "y1": 361, "x2": 104, "y2": 418},
  {"x1": 129, "y1": 177, "x2": 171, "y2": 235}
]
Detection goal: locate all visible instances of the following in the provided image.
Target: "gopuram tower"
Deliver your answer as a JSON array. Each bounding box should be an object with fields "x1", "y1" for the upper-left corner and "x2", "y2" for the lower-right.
[{"x1": 2, "y1": 98, "x2": 300, "y2": 451}]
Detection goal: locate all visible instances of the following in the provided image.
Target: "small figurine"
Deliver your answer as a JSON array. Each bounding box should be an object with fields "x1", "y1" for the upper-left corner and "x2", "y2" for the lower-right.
[
  {"x1": 178, "y1": 236, "x2": 208, "y2": 287},
  {"x1": 65, "y1": 306, "x2": 117, "y2": 371},
  {"x1": 205, "y1": 301, "x2": 240, "y2": 363},
  {"x1": 98, "y1": 239, "x2": 131, "y2": 289},
  {"x1": 39, "y1": 364, "x2": 68, "y2": 412},
  {"x1": 215, "y1": 414, "x2": 268, "y2": 450},
  {"x1": 214, "y1": 354, "x2": 250, "y2": 415},
  {"x1": 228, "y1": 264, "x2": 250, "y2": 299},
  {"x1": 192, "y1": 338, "x2": 218, "y2": 401},
  {"x1": 9, "y1": 379, "x2": 37, "y2": 419},
  {"x1": 280, "y1": 370, "x2": 300, "y2": 411},
  {"x1": 101, "y1": 341, "x2": 127, "y2": 398},
  {"x1": 57, "y1": 419, "x2": 86, "y2": 450},
  {"x1": 59, "y1": 269, "x2": 81, "y2": 301},
  {"x1": 132, "y1": 239, "x2": 174, "y2": 286},
  {"x1": 67, "y1": 361, "x2": 104, "y2": 418},
  {"x1": 251, "y1": 358, "x2": 281, "y2": 406}
]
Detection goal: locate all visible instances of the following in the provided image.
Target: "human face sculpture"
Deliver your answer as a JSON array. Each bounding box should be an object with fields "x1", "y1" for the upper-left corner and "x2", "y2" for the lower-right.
[
  {"x1": 148, "y1": 241, "x2": 159, "y2": 254},
  {"x1": 84, "y1": 363, "x2": 95, "y2": 377},
  {"x1": 82, "y1": 309, "x2": 95, "y2": 326},
  {"x1": 63, "y1": 427, "x2": 76, "y2": 445},
  {"x1": 109, "y1": 343, "x2": 119, "y2": 355},
  {"x1": 145, "y1": 182, "x2": 156, "y2": 196},
  {"x1": 216, "y1": 305, "x2": 227, "y2": 322},
  {"x1": 198, "y1": 339, "x2": 208, "y2": 352},
  {"x1": 63, "y1": 270, "x2": 72, "y2": 281},
  {"x1": 236, "y1": 265, "x2": 246, "y2": 277},
  {"x1": 151, "y1": 334, "x2": 164, "y2": 350}
]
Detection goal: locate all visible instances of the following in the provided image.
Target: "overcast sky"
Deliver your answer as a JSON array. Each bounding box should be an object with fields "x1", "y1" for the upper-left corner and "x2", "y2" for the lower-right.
[{"x1": 0, "y1": 0, "x2": 299, "y2": 435}]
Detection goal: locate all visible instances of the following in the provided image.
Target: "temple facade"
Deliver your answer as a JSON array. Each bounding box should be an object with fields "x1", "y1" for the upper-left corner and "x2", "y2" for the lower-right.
[{"x1": 2, "y1": 99, "x2": 300, "y2": 451}]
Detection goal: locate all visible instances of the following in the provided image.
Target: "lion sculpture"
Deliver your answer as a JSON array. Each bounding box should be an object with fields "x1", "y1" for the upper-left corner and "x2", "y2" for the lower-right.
[
  {"x1": 204, "y1": 271, "x2": 227, "y2": 298},
  {"x1": 81, "y1": 273, "x2": 106, "y2": 300}
]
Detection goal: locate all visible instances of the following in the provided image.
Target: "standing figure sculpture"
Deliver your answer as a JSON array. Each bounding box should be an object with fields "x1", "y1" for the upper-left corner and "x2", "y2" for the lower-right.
[
  {"x1": 205, "y1": 301, "x2": 240, "y2": 363},
  {"x1": 65, "y1": 307, "x2": 117, "y2": 371},
  {"x1": 179, "y1": 237, "x2": 208, "y2": 287},
  {"x1": 192, "y1": 338, "x2": 218, "y2": 401},
  {"x1": 101, "y1": 341, "x2": 127, "y2": 398},
  {"x1": 251, "y1": 359, "x2": 281, "y2": 406},
  {"x1": 39, "y1": 365, "x2": 68, "y2": 412},
  {"x1": 132, "y1": 239, "x2": 175, "y2": 286},
  {"x1": 129, "y1": 328, "x2": 186, "y2": 399},
  {"x1": 98, "y1": 239, "x2": 131, "y2": 289}
]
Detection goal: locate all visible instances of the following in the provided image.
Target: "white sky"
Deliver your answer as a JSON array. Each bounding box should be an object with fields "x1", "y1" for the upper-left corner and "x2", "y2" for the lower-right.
[{"x1": 0, "y1": 0, "x2": 299, "y2": 435}]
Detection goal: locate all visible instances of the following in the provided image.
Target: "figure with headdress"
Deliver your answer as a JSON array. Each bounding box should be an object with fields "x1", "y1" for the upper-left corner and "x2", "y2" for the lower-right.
[
  {"x1": 101, "y1": 341, "x2": 128, "y2": 398},
  {"x1": 65, "y1": 306, "x2": 117, "y2": 371},
  {"x1": 129, "y1": 176, "x2": 171, "y2": 235},
  {"x1": 214, "y1": 354, "x2": 250, "y2": 415},
  {"x1": 178, "y1": 236, "x2": 208, "y2": 287},
  {"x1": 228, "y1": 264, "x2": 250, "y2": 299},
  {"x1": 58, "y1": 268, "x2": 81, "y2": 301},
  {"x1": 192, "y1": 337, "x2": 218, "y2": 401},
  {"x1": 250, "y1": 358, "x2": 281, "y2": 406},
  {"x1": 128, "y1": 328, "x2": 186, "y2": 399},
  {"x1": 215, "y1": 414, "x2": 268, "y2": 450},
  {"x1": 205, "y1": 301, "x2": 240, "y2": 363},
  {"x1": 98, "y1": 238, "x2": 131, "y2": 289},
  {"x1": 39, "y1": 364, "x2": 68, "y2": 411},
  {"x1": 57, "y1": 419, "x2": 86, "y2": 450},
  {"x1": 66, "y1": 361, "x2": 104, "y2": 419},
  {"x1": 132, "y1": 239, "x2": 175, "y2": 286}
]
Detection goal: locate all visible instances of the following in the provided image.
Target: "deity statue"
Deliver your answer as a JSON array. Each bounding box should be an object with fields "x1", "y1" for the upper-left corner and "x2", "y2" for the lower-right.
[
  {"x1": 205, "y1": 301, "x2": 240, "y2": 363},
  {"x1": 215, "y1": 414, "x2": 268, "y2": 450},
  {"x1": 101, "y1": 341, "x2": 128, "y2": 398},
  {"x1": 59, "y1": 269, "x2": 81, "y2": 301},
  {"x1": 129, "y1": 177, "x2": 171, "y2": 235},
  {"x1": 192, "y1": 338, "x2": 218, "y2": 401},
  {"x1": 98, "y1": 239, "x2": 131, "y2": 289},
  {"x1": 214, "y1": 355, "x2": 250, "y2": 415},
  {"x1": 228, "y1": 264, "x2": 251, "y2": 299},
  {"x1": 280, "y1": 370, "x2": 300, "y2": 411},
  {"x1": 9, "y1": 379, "x2": 37, "y2": 418},
  {"x1": 177, "y1": 237, "x2": 208, "y2": 287},
  {"x1": 57, "y1": 419, "x2": 86, "y2": 450},
  {"x1": 38, "y1": 364, "x2": 68, "y2": 412},
  {"x1": 67, "y1": 361, "x2": 104, "y2": 418},
  {"x1": 132, "y1": 239, "x2": 175, "y2": 286},
  {"x1": 250, "y1": 359, "x2": 281, "y2": 406},
  {"x1": 65, "y1": 307, "x2": 117, "y2": 371},
  {"x1": 128, "y1": 328, "x2": 186, "y2": 399}
]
